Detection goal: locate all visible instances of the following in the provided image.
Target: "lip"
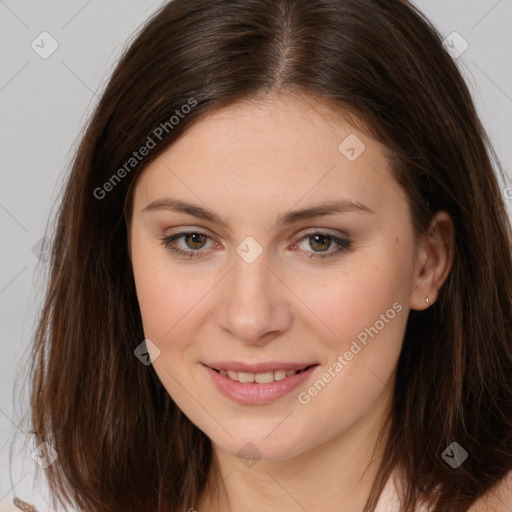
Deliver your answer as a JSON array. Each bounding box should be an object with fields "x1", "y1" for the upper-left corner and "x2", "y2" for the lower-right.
[
  {"x1": 204, "y1": 361, "x2": 318, "y2": 373},
  {"x1": 203, "y1": 363, "x2": 319, "y2": 405}
]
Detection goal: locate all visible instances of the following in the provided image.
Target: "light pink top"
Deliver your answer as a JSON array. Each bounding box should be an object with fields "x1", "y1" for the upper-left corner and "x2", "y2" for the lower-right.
[{"x1": 374, "y1": 468, "x2": 430, "y2": 512}]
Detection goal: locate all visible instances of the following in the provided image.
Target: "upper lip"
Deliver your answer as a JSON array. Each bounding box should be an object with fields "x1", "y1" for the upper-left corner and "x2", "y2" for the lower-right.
[{"x1": 204, "y1": 361, "x2": 318, "y2": 373}]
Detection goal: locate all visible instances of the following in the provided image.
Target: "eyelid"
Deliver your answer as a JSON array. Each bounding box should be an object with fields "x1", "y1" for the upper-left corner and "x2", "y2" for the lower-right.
[
  {"x1": 163, "y1": 228, "x2": 217, "y2": 250},
  {"x1": 297, "y1": 227, "x2": 350, "y2": 239},
  {"x1": 160, "y1": 226, "x2": 351, "y2": 260},
  {"x1": 163, "y1": 226, "x2": 349, "y2": 242}
]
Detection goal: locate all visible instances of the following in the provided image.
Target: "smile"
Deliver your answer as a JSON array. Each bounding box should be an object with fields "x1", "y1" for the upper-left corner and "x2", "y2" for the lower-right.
[
  {"x1": 214, "y1": 366, "x2": 313, "y2": 383},
  {"x1": 202, "y1": 363, "x2": 319, "y2": 405}
]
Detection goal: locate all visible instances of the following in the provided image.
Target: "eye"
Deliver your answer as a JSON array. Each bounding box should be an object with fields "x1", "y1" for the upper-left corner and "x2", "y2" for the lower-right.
[
  {"x1": 291, "y1": 231, "x2": 351, "y2": 259},
  {"x1": 159, "y1": 229, "x2": 351, "y2": 260},
  {"x1": 160, "y1": 230, "x2": 216, "y2": 259}
]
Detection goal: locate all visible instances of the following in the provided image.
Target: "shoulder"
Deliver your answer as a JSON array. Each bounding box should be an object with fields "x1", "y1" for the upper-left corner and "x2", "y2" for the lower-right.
[
  {"x1": 468, "y1": 470, "x2": 512, "y2": 512},
  {"x1": 377, "y1": 467, "x2": 512, "y2": 512},
  {"x1": 0, "y1": 497, "x2": 40, "y2": 512},
  {"x1": 0, "y1": 498, "x2": 36, "y2": 512}
]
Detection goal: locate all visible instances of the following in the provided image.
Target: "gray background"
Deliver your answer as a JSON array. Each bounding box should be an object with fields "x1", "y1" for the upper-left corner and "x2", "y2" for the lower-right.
[{"x1": 1, "y1": 1, "x2": 511, "y2": 510}]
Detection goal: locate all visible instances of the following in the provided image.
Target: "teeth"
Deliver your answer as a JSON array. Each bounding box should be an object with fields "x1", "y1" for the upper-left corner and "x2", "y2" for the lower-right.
[
  {"x1": 220, "y1": 368, "x2": 302, "y2": 383},
  {"x1": 255, "y1": 372, "x2": 274, "y2": 384},
  {"x1": 274, "y1": 369, "x2": 287, "y2": 380},
  {"x1": 238, "y1": 371, "x2": 255, "y2": 383},
  {"x1": 227, "y1": 370, "x2": 239, "y2": 381}
]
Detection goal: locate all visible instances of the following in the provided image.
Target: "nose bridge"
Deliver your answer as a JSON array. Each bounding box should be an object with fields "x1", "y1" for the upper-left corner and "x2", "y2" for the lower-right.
[{"x1": 218, "y1": 242, "x2": 292, "y2": 343}]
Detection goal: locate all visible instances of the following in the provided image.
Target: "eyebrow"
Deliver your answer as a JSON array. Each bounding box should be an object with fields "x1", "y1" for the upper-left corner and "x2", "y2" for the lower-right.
[{"x1": 142, "y1": 197, "x2": 376, "y2": 227}]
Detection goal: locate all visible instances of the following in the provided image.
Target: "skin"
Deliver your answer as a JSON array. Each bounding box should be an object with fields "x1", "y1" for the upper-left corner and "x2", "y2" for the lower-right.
[{"x1": 129, "y1": 92, "x2": 456, "y2": 511}]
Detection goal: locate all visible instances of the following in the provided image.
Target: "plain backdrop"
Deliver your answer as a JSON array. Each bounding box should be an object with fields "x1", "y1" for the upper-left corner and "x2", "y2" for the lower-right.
[{"x1": 1, "y1": 0, "x2": 511, "y2": 510}]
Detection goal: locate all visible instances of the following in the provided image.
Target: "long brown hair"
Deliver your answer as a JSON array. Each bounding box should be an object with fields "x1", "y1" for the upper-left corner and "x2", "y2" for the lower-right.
[{"x1": 21, "y1": 0, "x2": 512, "y2": 510}]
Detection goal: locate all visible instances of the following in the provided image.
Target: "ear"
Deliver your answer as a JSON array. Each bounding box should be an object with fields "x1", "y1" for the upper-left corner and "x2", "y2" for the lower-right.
[{"x1": 409, "y1": 211, "x2": 455, "y2": 311}]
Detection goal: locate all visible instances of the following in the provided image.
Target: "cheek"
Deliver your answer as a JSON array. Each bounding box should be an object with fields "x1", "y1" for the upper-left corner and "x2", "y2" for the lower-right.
[
  {"x1": 132, "y1": 245, "x2": 170, "y2": 339},
  {"x1": 131, "y1": 244, "x2": 206, "y2": 399},
  {"x1": 132, "y1": 240, "x2": 197, "y2": 346},
  {"x1": 294, "y1": 261, "x2": 409, "y2": 440},
  {"x1": 294, "y1": 251, "x2": 410, "y2": 351},
  {"x1": 131, "y1": 235, "x2": 208, "y2": 328}
]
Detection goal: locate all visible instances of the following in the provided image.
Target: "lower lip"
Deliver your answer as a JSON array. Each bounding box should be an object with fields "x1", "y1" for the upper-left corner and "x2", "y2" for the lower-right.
[{"x1": 203, "y1": 364, "x2": 319, "y2": 405}]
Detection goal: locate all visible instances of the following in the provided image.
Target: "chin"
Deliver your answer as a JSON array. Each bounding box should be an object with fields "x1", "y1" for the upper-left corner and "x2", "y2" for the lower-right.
[{"x1": 209, "y1": 429, "x2": 310, "y2": 464}]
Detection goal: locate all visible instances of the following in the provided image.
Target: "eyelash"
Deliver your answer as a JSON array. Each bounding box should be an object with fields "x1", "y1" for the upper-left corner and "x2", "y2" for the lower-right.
[{"x1": 159, "y1": 229, "x2": 351, "y2": 260}]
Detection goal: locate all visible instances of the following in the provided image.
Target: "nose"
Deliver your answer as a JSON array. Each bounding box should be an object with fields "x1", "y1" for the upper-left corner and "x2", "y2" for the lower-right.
[{"x1": 217, "y1": 251, "x2": 293, "y2": 345}]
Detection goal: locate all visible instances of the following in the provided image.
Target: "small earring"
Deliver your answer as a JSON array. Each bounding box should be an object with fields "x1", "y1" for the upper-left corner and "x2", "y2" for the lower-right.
[{"x1": 425, "y1": 297, "x2": 429, "y2": 305}]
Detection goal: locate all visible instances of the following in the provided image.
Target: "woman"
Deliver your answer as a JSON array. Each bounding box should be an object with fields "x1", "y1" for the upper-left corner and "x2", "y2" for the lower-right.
[{"x1": 20, "y1": 0, "x2": 512, "y2": 510}]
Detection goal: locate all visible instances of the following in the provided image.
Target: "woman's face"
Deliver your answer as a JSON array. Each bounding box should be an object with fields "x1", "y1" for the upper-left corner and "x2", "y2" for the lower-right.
[{"x1": 129, "y1": 93, "x2": 423, "y2": 461}]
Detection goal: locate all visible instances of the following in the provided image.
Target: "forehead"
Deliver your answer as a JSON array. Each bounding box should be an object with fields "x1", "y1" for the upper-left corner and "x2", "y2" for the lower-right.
[
  {"x1": 169, "y1": 93, "x2": 372, "y2": 162},
  {"x1": 132, "y1": 94, "x2": 401, "y2": 221}
]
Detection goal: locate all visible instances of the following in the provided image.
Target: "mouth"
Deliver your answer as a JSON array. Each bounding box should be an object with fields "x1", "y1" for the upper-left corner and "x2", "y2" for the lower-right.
[
  {"x1": 206, "y1": 364, "x2": 318, "y2": 384},
  {"x1": 203, "y1": 362, "x2": 320, "y2": 405}
]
